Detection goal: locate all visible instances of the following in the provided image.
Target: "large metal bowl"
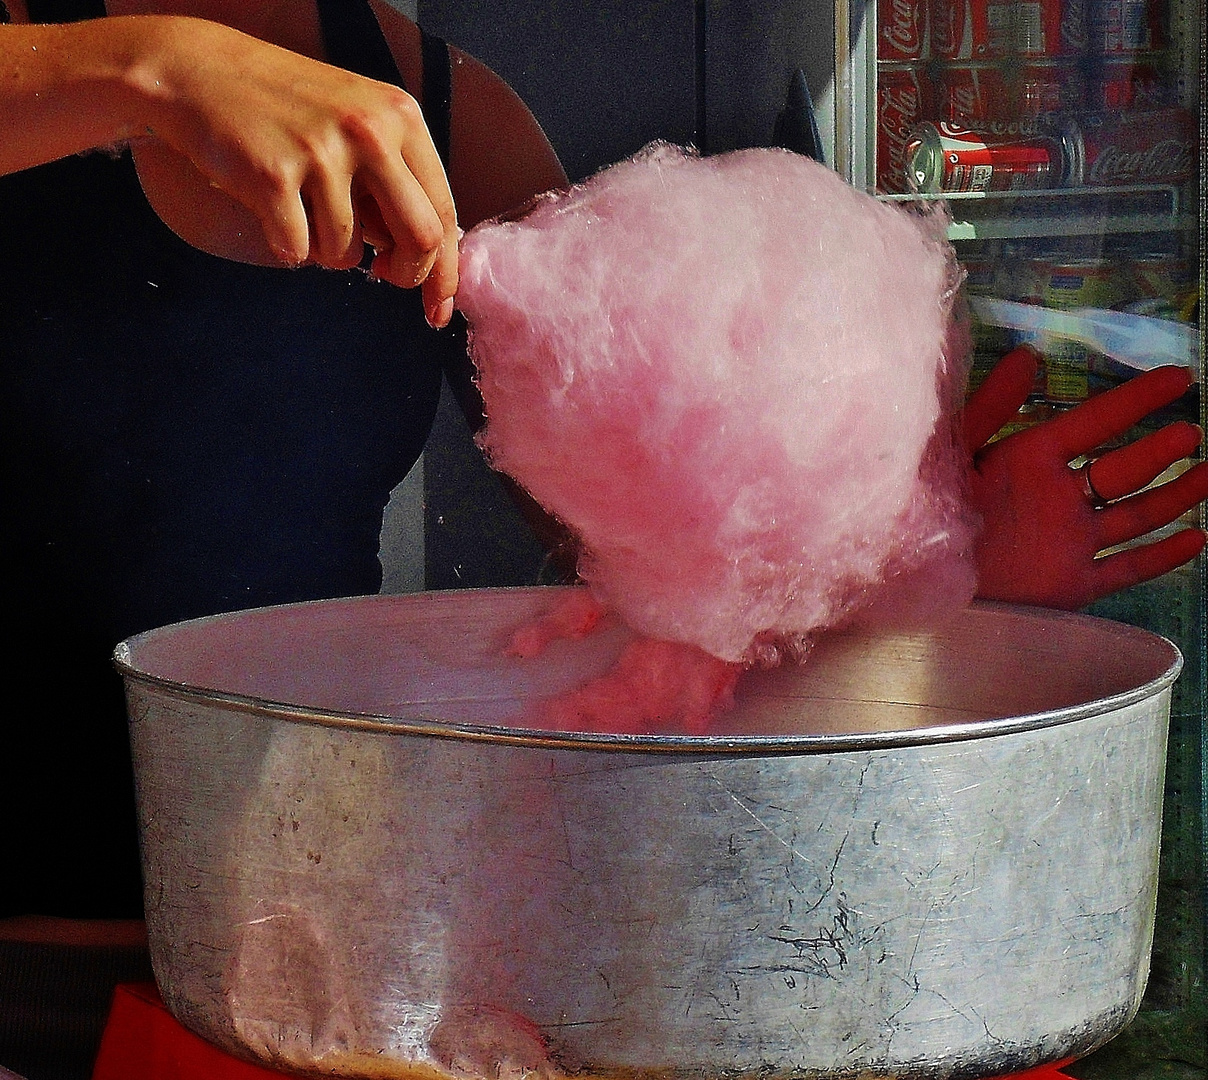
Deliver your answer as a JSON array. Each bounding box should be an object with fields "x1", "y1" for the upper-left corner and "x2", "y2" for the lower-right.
[{"x1": 115, "y1": 587, "x2": 1181, "y2": 1080}]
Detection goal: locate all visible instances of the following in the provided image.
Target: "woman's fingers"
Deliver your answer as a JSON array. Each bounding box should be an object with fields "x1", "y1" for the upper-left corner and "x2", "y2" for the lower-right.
[
  {"x1": 357, "y1": 115, "x2": 458, "y2": 321},
  {"x1": 354, "y1": 181, "x2": 392, "y2": 251},
  {"x1": 255, "y1": 182, "x2": 313, "y2": 267},
  {"x1": 141, "y1": 22, "x2": 458, "y2": 305},
  {"x1": 1086, "y1": 421, "x2": 1203, "y2": 504},
  {"x1": 419, "y1": 250, "x2": 458, "y2": 329},
  {"x1": 302, "y1": 164, "x2": 364, "y2": 270}
]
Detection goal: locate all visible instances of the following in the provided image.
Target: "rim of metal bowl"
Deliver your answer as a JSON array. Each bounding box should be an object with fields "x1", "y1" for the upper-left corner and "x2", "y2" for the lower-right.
[{"x1": 113, "y1": 597, "x2": 1184, "y2": 755}]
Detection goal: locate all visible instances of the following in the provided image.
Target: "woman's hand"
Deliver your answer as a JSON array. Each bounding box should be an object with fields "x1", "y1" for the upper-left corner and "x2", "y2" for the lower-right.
[
  {"x1": 0, "y1": 14, "x2": 458, "y2": 325},
  {"x1": 965, "y1": 346, "x2": 1208, "y2": 609},
  {"x1": 128, "y1": 16, "x2": 458, "y2": 325}
]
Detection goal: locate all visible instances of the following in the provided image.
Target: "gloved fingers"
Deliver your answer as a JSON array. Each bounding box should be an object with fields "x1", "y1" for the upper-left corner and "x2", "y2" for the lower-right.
[
  {"x1": 1095, "y1": 460, "x2": 1208, "y2": 551},
  {"x1": 1084, "y1": 421, "x2": 1203, "y2": 505},
  {"x1": 1042, "y1": 366, "x2": 1195, "y2": 461},
  {"x1": 963, "y1": 346, "x2": 1040, "y2": 453},
  {"x1": 1086, "y1": 527, "x2": 1207, "y2": 601}
]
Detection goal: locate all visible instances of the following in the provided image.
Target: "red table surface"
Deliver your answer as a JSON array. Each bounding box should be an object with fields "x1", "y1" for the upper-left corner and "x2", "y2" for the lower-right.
[{"x1": 92, "y1": 983, "x2": 1078, "y2": 1080}]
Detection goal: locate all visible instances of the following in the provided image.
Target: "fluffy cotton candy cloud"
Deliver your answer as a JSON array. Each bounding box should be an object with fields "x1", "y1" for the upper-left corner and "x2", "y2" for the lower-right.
[{"x1": 457, "y1": 143, "x2": 974, "y2": 666}]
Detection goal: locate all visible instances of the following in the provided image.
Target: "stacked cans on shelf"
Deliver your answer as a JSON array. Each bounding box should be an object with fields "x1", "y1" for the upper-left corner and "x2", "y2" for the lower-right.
[
  {"x1": 876, "y1": 0, "x2": 1197, "y2": 194},
  {"x1": 878, "y1": 0, "x2": 1198, "y2": 411},
  {"x1": 963, "y1": 234, "x2": 1195, "y2": 406}
]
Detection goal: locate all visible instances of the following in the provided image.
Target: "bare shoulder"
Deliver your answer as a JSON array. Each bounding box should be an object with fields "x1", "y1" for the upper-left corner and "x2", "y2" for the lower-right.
[
  {"x1": 371, "y1": 1, "x2": 565, "y2": 228},
  {"x1": 446, "y1": 45, "x2": 566, "y2": 226}
]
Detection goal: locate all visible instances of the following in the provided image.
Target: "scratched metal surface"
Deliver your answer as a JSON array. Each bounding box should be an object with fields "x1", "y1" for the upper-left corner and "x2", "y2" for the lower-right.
[{"x1": 119, "y1": 590, "x2": 1179, "y2": 1080}]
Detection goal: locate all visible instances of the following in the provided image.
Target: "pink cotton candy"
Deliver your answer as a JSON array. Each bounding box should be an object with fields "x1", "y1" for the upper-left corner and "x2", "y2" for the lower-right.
[
  {"x1": 534, "y1": 634, "x2": 741, "y2": 735},
  {"x1": 504, "y1": 589, "x2": 742, "y2": 734},
  {"x1": 505, "y1": 587, "x2": 604, "y2": 659},
  {"x1": 457, "y1": 143, "x2": 975, "y2": 667}
]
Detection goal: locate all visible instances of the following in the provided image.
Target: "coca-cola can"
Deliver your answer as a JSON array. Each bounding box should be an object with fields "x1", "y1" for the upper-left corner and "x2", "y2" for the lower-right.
[
  {"x1": 877, "y1": 63, "x2": 933, "y2": 193},
  {"x1": 1089, "y1": 55, "x2": 1170, "y2": 108},
  {"x1": 879, "y1": 0, "x2": 930, "y2": 60},
  {"x1": 1011, "y1": 0, "x2": 1082, "y2": 55},
  {"x1": 943, "y1": 59, "x2": 1085, "y2": 118},
  {"x1": 939, "y1": 61, "x2": 1010, "y2": 119},
  {"x1": 1019, "y1": 58, "x2": 1087, "y2": 112},
  {"x1": 1089, "y1": 0, "x2": 1164, "y2": 54},
  {"x1": 931, "y1": 0, "x2": 990, "y2": 60},
  {"x1": 932, "y1": 0, "x2": 1081, "y2": 59},
  {"x1": 1058, "y1": 0, "x2": 1090, "y2": 54},
  {"x1": 1070, "y1": 108, "x2": 1198, "y2": 187},
  {"x1": 906, "y1": 118, "x2": 1074, "y2": 192}
]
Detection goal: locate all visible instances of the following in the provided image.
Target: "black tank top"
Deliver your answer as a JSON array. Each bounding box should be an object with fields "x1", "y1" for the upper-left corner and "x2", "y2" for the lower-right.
[{"x1": 0, "y1": 0, "x2": 457, "y2": 916}]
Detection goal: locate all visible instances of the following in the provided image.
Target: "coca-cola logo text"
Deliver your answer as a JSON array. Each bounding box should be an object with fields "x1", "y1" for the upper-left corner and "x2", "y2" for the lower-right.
[
  {"x1": 949, "y1": 85, "x2": 980, "y2": 116},
  {"x1": 931, "y1": 0, "x2": 969, "y2": 55},
  {"x1": 941, "y1": 116, "x2": 1045, "y2": 138},
  {"x1": 878, "y1": 84, "x2": 922, "y2": 188},
  {"x1": 1087, "y1": 139, "x2": 1194, "y2": 184},
  {"x1": 880, "y1": 84, "x2": 922, "y2": 135},
  {"x1": 881, "y1": 0, "x2": 923, "y2": 56}
]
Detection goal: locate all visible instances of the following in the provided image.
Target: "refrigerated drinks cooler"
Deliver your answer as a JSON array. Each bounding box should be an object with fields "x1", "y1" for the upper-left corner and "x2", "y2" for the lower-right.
[{"x1": 835, "y1": 0, "x2": 1203, "y2": 1072}]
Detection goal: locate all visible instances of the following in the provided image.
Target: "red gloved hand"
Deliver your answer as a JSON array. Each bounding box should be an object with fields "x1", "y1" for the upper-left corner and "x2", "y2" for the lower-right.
[{"x1": 965, "y1": 346, "x2": 1208, "y2": 609}]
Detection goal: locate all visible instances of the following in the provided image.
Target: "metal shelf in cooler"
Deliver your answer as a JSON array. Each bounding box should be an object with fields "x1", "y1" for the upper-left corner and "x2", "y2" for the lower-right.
[{"x1": 879, "y1": 183, "x2": 1195, "y2": 240}]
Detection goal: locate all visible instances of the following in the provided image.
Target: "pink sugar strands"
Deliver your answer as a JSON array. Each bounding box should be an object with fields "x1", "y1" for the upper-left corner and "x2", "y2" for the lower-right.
[{"x1": 457, "y1": 144, "x2": 976, "y2": 733}]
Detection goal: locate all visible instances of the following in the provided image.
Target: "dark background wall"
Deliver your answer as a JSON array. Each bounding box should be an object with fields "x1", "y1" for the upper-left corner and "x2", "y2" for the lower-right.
[
  {"x1": 415, "y1": 0, "x2": 830, "y2": 589},
  {"x1": 423, "y1": 1, "x2": 701, "y2": 182}
]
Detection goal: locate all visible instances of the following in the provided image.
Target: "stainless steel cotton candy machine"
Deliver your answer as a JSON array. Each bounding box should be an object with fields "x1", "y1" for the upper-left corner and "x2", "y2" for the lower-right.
[{"x1": 114, "y1": 586, "x2": 1180, "y2": 1080}]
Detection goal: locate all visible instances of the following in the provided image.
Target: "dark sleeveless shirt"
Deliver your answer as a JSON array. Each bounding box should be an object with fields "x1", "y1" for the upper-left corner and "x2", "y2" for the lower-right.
[{"x1": 0, "y1": 0, "x2": 458, "y2": 917}]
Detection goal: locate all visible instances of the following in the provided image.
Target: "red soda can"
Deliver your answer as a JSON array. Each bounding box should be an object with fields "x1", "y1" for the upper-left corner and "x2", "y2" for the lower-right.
[
  {"x1": 879, "y1": 0, "x2": 930, "y2": 60},
  {"x1": 1089, "y1": 0, "x2": 1164, "y2": 54},
  {"x1": 933, "y1": 0, "x2": 1078, "y2": 59},
  {"x1": 1090, "y1": 55, "x2": 1169, "y2": 108},
  {"x1": 1011, "y1": 0, "x2": 1075, "y2": 55},
  {"x1": 1058, "y1": 0, "x2": 1089, "y2": 53},
  {"x1": 1070, "y1": 108, "x2": 1198, "y2": 186},
  {"x1": 931, "y1": 0, "x2": 1000, "y2": 59},
  {"x1": 906, "y1": 118, "x2": 1073, "y2": 192},
  {"x1": 939, "y1": 61, "x2": 1009, "y2": 119},
  {"x1": 941, "y1": 59, "x2": 1084, "y2": 119},
  {"x1": 877, "y1": 63, "x2": 933, "y2": 193},
  {"x1": 1019, "y1": 59, "x2": 1087, "y2": 112}
]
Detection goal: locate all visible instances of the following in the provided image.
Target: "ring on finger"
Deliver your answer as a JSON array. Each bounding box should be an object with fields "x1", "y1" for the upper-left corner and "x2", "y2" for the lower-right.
[{"x1": 1080, "y1": 459, "x2": 1109, "y2": 509}]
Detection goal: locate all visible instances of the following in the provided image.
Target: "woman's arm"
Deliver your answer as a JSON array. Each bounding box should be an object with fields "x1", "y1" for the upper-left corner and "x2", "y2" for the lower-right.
[{"x1": 0, "y1": 16, "x2": 162, "y2": 174}]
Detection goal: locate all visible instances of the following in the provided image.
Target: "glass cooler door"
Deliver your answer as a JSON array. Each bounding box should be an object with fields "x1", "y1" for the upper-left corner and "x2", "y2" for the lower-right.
[{"x1": 845, "y1": 0, "x2": 1204, "y2": 1072}]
